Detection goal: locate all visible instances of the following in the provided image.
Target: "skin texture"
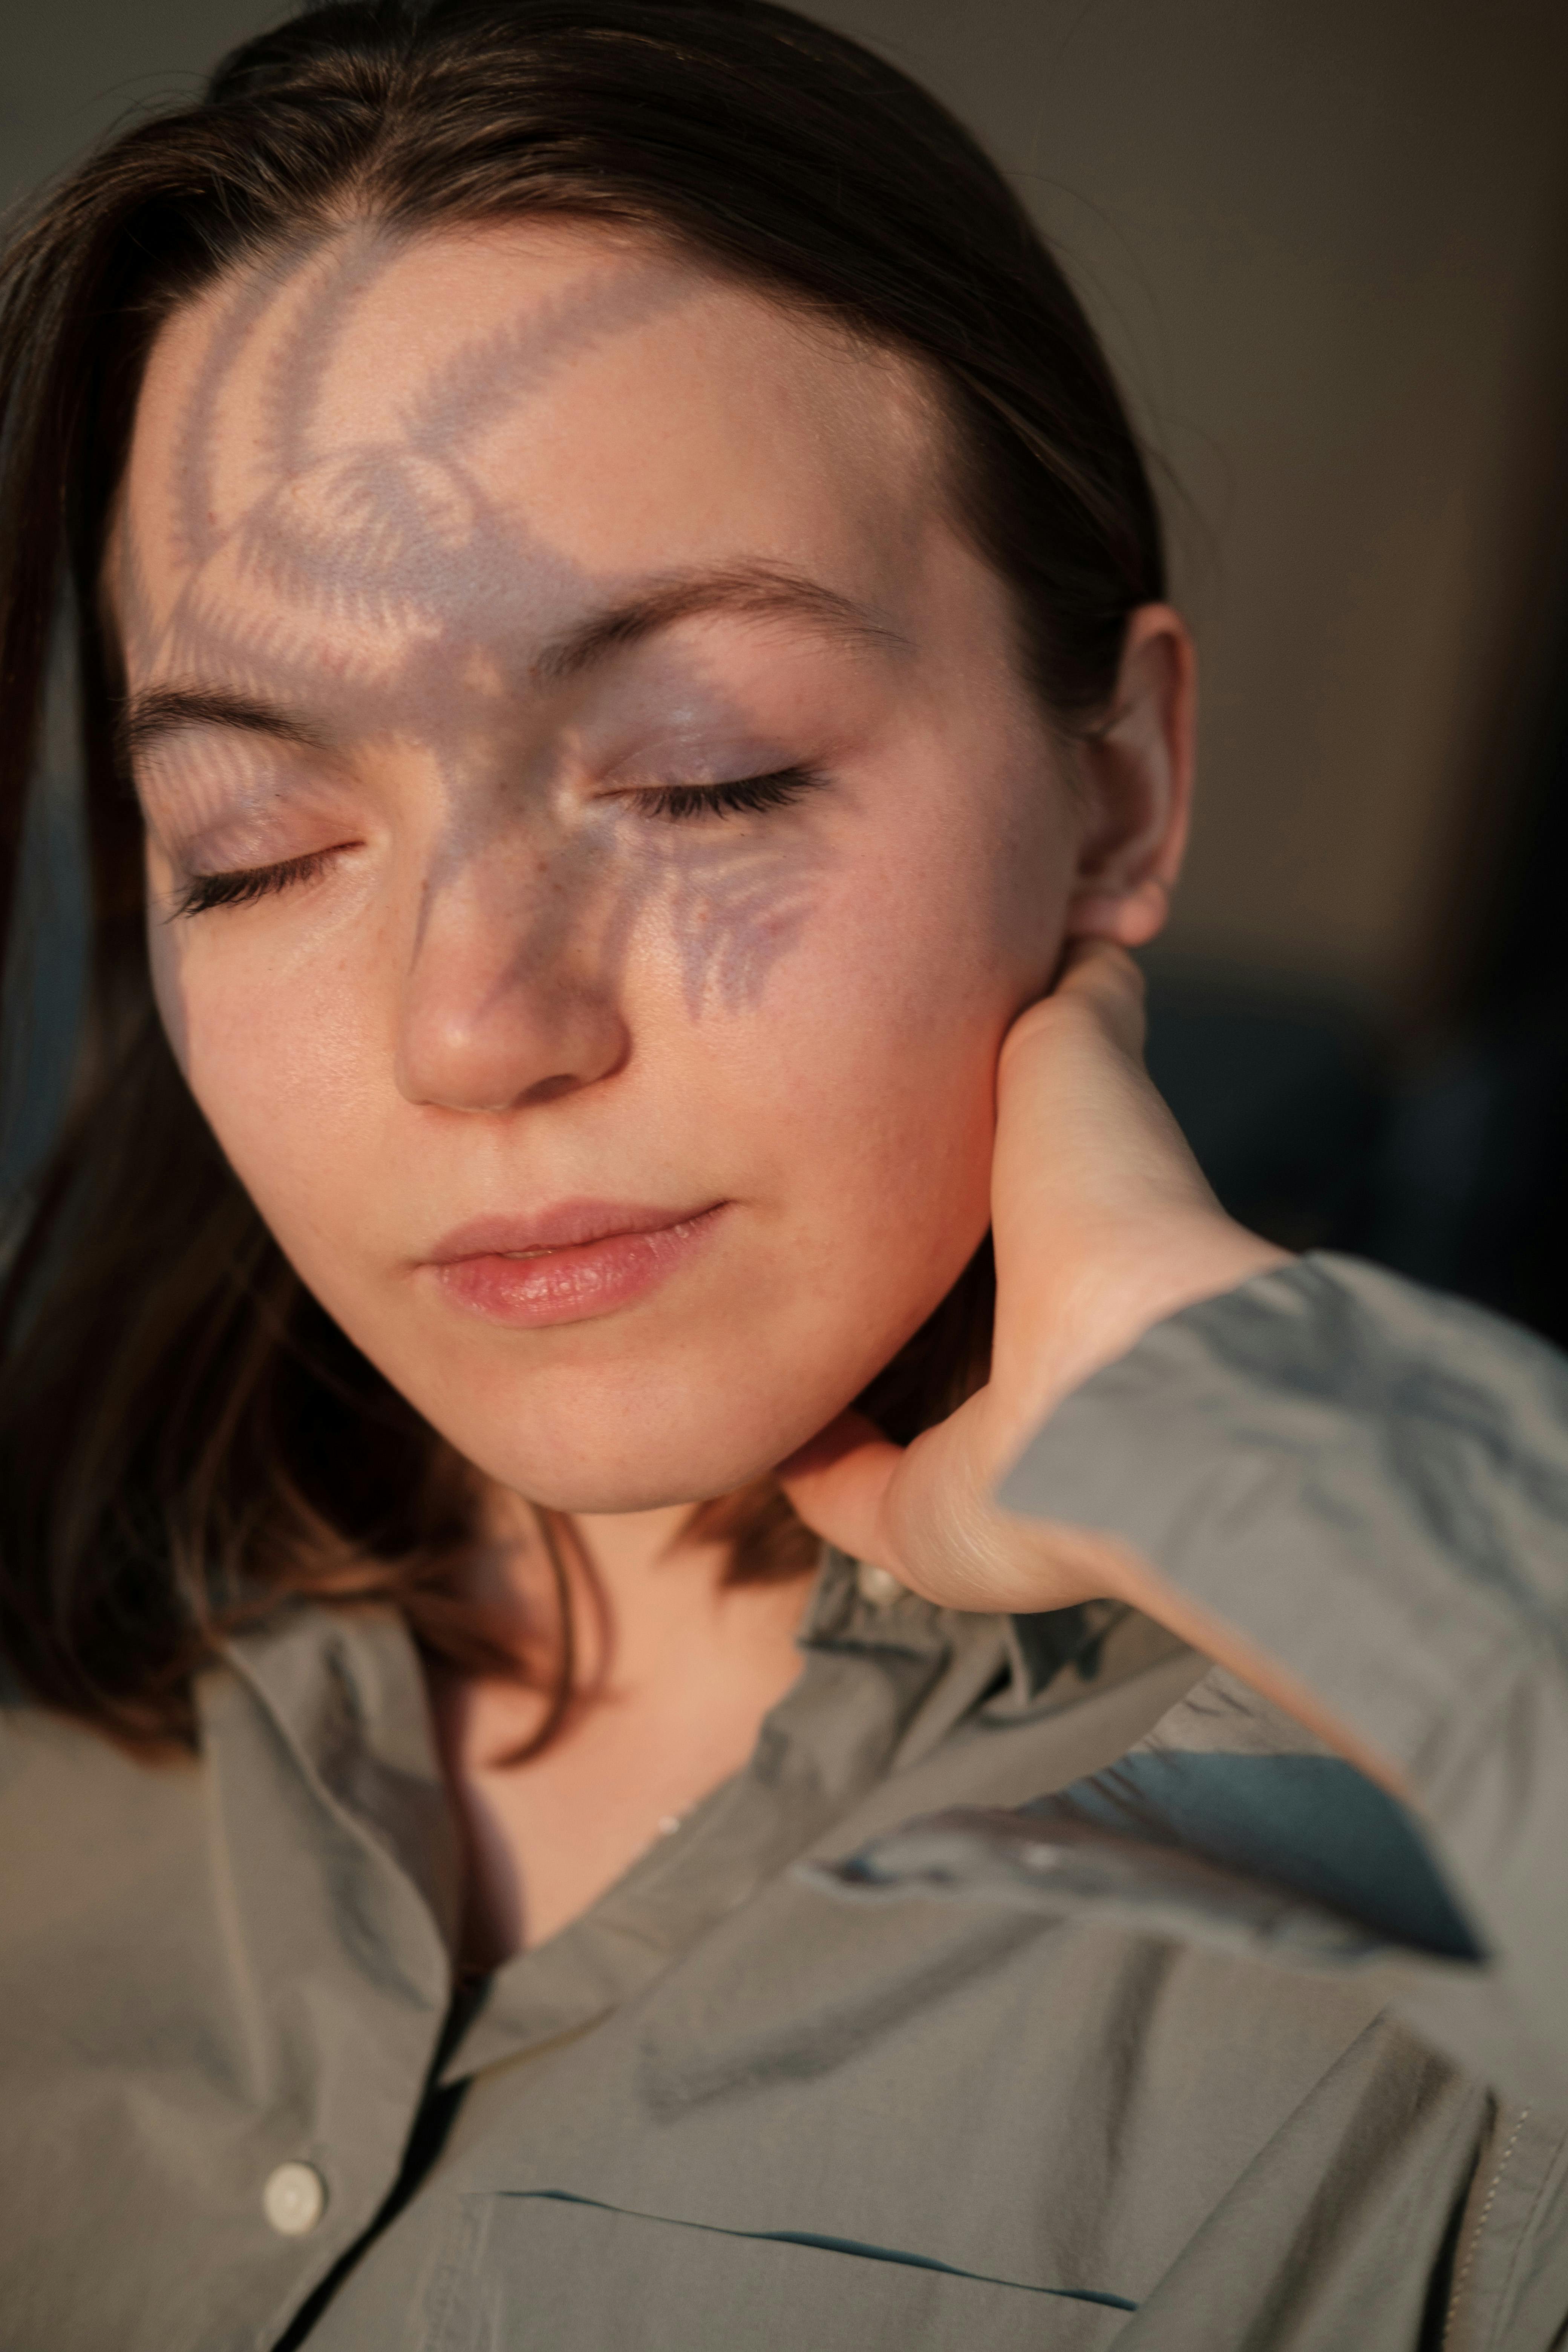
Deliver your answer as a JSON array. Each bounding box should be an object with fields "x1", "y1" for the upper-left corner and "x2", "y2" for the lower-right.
[
  {"x1": 115, "y1": 217, "x2": 1290, "y2": 1954},
  {"x1": 122, "y1": 222, "x2": 1091, "y2": 1509}
]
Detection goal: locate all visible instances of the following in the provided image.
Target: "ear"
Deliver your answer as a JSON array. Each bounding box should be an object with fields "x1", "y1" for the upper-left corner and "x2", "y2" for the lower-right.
[{"x1": 1063, "y1": 604, "x2": 1196, "y2": 951}]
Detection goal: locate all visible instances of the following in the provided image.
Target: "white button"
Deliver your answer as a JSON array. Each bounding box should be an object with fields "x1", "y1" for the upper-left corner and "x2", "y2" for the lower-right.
[
  {"x1": 263, "y1": 2161, "x2": 327, "y2": 2236},
  {"x1": 856, "y1": 1561, "x2": 905, "y2": 1609}
]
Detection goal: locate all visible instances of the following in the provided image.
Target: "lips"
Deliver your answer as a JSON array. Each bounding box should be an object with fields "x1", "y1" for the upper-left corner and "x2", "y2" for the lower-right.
[{"x1": 424, "y1": 1198, "x2": 727, "y2": 1330}]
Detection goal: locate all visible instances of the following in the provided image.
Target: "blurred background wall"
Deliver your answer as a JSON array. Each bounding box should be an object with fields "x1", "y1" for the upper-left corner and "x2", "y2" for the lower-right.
[{"x1": 7, "y1": 0, "x2": 1568, "y2": 1328}]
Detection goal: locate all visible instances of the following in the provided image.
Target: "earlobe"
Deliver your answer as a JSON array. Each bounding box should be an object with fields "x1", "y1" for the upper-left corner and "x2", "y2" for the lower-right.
[
  {"x1": 1061, "y1": 604, "x2": 1196, "y2": 952},
  {"x1": 1067, "y1": 876, "x2": 1171, "y2": 950}
]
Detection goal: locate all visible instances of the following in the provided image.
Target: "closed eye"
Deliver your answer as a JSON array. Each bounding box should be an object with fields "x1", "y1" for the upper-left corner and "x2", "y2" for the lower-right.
[
  {"x1": 170, "y1": 844, "x2": 358, "y2": 919},
  {"x1": 168, "y1": 767, "x2": 826, "y2": 915},
  {"x1": 633, "y1": 766, "x2": 829, "y2": 821}
]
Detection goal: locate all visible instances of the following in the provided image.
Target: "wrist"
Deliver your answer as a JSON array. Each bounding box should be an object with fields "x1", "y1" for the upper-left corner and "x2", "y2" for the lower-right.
[{"x1": 998, "y1": 1213, "x2": 1289, "y2": 1453}]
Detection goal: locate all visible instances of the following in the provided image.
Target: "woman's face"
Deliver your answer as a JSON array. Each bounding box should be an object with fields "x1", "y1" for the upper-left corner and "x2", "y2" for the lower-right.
[{"x1": 113, "y1": 220, "x2": 1167, "y2": 1511}]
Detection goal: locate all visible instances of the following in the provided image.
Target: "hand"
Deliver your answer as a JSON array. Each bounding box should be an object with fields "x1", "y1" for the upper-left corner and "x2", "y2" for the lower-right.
[{"x1": 777, "y1": 941, "x2": 1288, "y2": 1617}]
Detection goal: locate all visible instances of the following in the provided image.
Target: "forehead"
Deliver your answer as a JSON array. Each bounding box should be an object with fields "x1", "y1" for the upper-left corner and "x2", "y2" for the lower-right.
[{"x1": 116, "y1": 219, "x2": 940, "y2": 667}]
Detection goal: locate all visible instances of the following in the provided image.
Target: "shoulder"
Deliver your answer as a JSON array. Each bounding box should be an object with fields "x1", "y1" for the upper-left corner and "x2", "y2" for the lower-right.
[{"x1": 0, "y1": 1689, "x2": 208, "y2": 1975}]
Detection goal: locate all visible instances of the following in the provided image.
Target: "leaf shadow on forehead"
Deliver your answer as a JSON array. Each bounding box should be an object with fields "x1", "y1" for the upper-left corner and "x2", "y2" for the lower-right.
[{"x1": 133, "y1": 230, "x2": 841, "y2": 1025}]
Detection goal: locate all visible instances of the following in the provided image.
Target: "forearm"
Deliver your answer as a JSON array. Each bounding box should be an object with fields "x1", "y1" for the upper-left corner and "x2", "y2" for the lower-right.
[
  {"x1": 997, "y1": 1252, "x2": 1568, "y2": 2082},
  {"x1": 1028, "y1": 1514, "x2": 1414, "y2": 1800}
]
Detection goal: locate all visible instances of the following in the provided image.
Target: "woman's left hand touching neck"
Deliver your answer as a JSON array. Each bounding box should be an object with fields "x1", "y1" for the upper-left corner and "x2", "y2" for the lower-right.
[
  {"x1": 778, "y1": 936, "x2": 1284, "y2": 1614},
  {"x1": 778, "y1": 941, "x2": 1405, "y2": 1796}
]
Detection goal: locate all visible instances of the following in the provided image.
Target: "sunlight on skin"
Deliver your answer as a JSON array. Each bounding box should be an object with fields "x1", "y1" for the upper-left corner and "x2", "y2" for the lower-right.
[
  {"x1": 115, "y1": 219, "x2": 1155, "y2": 1517},
  {"x1": 112, "y1": 219, "x2": 1199, "y2": 1951}
]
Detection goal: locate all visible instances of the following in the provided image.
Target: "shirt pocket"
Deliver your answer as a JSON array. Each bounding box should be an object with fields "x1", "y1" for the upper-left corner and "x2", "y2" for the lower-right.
[{"x1": 433, "y1": 2190, "x2": 1134, "y2": 2352}]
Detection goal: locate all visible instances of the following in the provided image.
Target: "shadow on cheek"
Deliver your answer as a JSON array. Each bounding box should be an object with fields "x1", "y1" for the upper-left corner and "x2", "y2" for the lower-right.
[{"x1": 654, "y1": 825, "x2": 830, "y2": 1016}]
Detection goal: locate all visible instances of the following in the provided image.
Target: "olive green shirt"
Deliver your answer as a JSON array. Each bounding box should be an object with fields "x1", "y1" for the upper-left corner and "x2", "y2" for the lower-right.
[{"x1": 3, "y1": 1255, "x2": 1566, "y2": 2349}]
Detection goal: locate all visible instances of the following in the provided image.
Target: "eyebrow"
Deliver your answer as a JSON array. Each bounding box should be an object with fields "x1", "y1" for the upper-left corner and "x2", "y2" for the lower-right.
[
  {"x1": 531, "y1": 562, "x2": 910, "y2": 685},
  {"x1": 121, "y1": 684, "x2": 331, "y2": 764},
  {"x1": 119, "y1": 564, "x2": 908, "y2": 759}
]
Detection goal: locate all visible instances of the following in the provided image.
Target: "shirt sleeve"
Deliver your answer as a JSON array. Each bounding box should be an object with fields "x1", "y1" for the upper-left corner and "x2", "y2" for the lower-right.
[{"x1": 994, "y1": 1251, "x2": 1568, "y2": 2109}]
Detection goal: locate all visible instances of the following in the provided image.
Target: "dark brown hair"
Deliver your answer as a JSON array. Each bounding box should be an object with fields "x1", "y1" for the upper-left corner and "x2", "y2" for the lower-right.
[{"x1": 0, "y1": 0, "x2": 1164, "y2": 1747}]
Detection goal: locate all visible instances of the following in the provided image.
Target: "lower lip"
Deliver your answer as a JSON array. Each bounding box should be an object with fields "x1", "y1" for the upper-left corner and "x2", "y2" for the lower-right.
[{"x1": 430, "y1": 1205, "x2": 726, "y2": 1330}]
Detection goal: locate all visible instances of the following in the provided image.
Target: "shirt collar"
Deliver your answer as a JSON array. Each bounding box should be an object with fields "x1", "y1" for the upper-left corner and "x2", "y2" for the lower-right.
[
  {"x1": 214, "y1": 1554, "x2": 1151, "y2": 2087},
  {"x1": 801, "y1": 1545, "x2": 1127, "y2": 1707}
]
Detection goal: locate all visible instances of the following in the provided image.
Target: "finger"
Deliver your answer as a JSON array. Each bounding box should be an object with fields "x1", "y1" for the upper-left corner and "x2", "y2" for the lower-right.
[
  {"x1": 1001, "y1": 940, "x2": 1148, "y2": 1078},
  {"x1": 1050, "y1": 938, "x2": 1148, "y2": 1053},
  {"x1": 1055, "y1": 934, "x2": 1144, "y2": 997},
  {"x1": 775, "y1": 1408, "x2": 904, "y2": 1568}
]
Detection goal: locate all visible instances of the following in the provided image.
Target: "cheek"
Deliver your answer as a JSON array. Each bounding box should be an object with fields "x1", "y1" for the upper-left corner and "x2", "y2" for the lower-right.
[
  {"x1": 717, "y1": 779, "x2": 1072, "y2": 1255},
  {"x1": 145, "y1": 900, "x2": 192, "y2": 1075},
  {"x1": 802, "y1": 767, "x2": 1070, "y2": 1066},
  {"x1": 169, "y1": 930, "x2": 382, "y2": 1252}
]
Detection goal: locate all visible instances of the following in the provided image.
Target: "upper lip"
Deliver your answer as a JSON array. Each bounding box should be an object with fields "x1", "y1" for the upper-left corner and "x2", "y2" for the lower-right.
[{"x1": 424, "y1": 1199, "x2": 723, "y2": 1263}]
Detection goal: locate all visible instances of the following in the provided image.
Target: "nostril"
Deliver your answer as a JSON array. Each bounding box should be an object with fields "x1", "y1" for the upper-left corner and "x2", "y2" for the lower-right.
[{"x1": 522, "y1": 1072, "x2": 586, "y2": 1107}]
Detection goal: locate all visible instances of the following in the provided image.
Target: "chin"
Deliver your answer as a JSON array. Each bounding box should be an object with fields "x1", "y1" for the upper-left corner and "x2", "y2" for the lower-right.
[
  {"x1": 464, "y1": 1432, "x2": 793, "y2": 1517},
  {"x1": 414, "y1": 1367, "x2": 838, "y2": 1516},
  {"x1": 507, "y1": 1464, "x2": 755, "y2": 1514}
]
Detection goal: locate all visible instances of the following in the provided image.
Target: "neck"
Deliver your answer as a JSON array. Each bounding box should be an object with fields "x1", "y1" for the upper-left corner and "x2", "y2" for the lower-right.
[
  {"x1": 437, "y1": 1488, "x2": 821, "y2": 1962},
  {"x1": 573, "y1": 1499, "x2": 710, "y2": 1587},
  {"x1": 571, "y1": 1501, "x2": 732, "y2": 1672},
  {"x1": 478, "y1": 1488, "x2": 812, "y2": 1696}
]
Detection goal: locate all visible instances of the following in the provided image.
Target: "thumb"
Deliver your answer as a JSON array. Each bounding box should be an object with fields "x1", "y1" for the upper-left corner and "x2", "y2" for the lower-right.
[{"x1": 776, "y1": 1408, "x2": 904, "y2": 1569}]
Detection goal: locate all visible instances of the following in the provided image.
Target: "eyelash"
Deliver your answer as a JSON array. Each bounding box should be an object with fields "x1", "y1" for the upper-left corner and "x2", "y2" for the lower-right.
[
  {"x1": 633, "y1": 765, "x2": 827, "y2": 822},
  {"x1": 170, "y1": 769, "x2": 828, "y2": 918},
  {"x1": 172, "y1": 847, "x2": 341, "y2": 919}
]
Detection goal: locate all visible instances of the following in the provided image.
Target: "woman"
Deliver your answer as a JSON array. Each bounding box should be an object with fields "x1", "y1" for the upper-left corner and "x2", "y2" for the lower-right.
[{"x1": 1, "y1": 3, "x2": 1564, "y2": 2346}]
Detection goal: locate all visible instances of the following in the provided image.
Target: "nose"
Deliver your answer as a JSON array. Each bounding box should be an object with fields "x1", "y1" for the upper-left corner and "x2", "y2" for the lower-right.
[{"x1": 393, "y1": 836, "x2": 630, "y2": 1113}]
